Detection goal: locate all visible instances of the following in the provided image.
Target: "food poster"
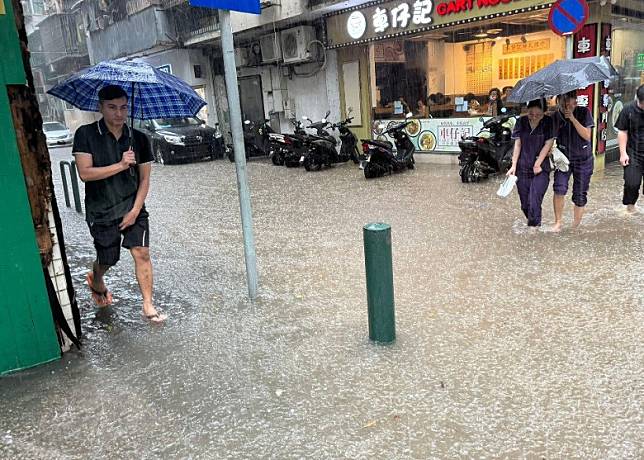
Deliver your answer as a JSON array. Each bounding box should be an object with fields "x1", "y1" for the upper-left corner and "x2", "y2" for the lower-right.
[{"x1": 373, "y1": 117, "x2": 487, "y2": 153}]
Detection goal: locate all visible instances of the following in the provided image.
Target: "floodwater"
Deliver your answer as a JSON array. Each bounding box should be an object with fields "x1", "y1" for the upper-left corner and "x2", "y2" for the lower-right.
[{"x1": 1, "y1": 147, "x2": 642, "y2": 459}]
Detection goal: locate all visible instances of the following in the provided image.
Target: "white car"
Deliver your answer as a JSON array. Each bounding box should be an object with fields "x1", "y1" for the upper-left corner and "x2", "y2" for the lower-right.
[{"x1": 43, "y1": 121, "x2": 73, "y2": 147}]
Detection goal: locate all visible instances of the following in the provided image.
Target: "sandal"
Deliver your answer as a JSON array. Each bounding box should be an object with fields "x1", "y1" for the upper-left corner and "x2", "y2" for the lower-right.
[{"x1": 86, "y1": 272, "x2": 113, "y2": 307}]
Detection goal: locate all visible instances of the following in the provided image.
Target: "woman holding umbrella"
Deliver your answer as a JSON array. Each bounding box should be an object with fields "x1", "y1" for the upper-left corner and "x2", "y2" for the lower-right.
[
  {"x1": 506, "y1": 99, "x2": 555, "y2": 228},
  {"x1": 551, "y1": 90, "x2": 594, "y2": 232}
]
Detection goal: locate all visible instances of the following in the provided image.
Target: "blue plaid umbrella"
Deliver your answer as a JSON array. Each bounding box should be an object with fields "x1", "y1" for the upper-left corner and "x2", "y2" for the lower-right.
[{"x1": 47, "y1": 58, "x2": 206, "y2": 120}]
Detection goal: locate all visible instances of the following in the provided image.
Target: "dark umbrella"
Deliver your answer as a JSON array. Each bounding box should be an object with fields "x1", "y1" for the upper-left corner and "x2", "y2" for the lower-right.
[{"x1": 508, "y1": 56, "x2": 618, "y2": 103}]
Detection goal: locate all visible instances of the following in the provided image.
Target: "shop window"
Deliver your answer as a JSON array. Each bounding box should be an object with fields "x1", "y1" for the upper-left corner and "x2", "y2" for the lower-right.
[{"x1": 371, "y1": 12, "x2": 565, "y2": 123}]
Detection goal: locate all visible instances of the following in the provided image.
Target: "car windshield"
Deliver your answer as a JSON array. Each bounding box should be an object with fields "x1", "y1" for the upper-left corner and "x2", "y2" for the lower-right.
[
  {"x1": 43, "y1": 122, "x2": 67, "y2": 132},
  {"x1": 153, "y1": 117, "x2": 202, "y2": 129}
]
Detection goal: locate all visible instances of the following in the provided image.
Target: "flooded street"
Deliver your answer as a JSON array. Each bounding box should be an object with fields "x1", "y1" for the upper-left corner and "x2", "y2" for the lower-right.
[{"x1": 1, "y1": 147, "x2": 642, "y2": 459}]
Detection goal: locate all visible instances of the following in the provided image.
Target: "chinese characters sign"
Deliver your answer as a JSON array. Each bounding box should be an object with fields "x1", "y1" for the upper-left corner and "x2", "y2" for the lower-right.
[
  {"x1": 597, "y1": 23, "x2": 612, "y2": 155},
  {"x1": 573, "y1": 23, "x2": 596, "y2": 113},
  {"x1": 327, "y1": 0, "x2": 553, "y2": 48}
]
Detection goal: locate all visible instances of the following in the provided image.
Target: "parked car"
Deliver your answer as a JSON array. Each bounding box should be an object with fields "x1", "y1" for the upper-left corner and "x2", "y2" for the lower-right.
[
  {"x1": 134, "y1": 117, "x2": 224, "y2": 164},
  {"x1": 43, "y1": 121, "x2": 73, "y2": 147}
]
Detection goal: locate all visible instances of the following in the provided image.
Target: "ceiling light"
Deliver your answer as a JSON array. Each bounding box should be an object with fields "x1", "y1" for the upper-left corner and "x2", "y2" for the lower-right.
[
  {"x1": 474, "y1": 32, "x2": 489, "y2": 38},
  {"x1": 486, "y1": 28, "x2": 503, "y2": 34}
]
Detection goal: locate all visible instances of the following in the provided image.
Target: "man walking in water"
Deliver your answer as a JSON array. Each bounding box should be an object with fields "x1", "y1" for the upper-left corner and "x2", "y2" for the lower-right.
[
  {"x1": 615, "y1": 84, "x2": 644, "y2": 214},
  {"x1": 73, "y1": 85, "x2": 166, "y2": 323}
]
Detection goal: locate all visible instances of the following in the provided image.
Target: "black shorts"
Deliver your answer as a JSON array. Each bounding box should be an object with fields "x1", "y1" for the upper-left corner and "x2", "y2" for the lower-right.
[{"x1": 88, "y1": 209, "x2": 150, "y2": 267}]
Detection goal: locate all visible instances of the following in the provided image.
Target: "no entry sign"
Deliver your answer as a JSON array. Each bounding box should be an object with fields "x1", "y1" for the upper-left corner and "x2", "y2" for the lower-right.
[
  {"x1": 189, "y1": 0, "x2": 260, "y2": 14},
  {"x1": 548, "y1": 0, "x2": 589, "y2": 36}
]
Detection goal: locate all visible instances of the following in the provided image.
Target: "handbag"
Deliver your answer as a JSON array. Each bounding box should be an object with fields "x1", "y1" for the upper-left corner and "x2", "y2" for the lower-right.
[{"x1": 550, "y1": 141, "x2": 570, "y2": 172}]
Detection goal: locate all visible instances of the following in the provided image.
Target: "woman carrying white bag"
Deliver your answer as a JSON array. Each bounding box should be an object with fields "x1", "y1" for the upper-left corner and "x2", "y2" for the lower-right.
[{"x1": 550, "y1": 90, "x2": 595, "y2": 232}]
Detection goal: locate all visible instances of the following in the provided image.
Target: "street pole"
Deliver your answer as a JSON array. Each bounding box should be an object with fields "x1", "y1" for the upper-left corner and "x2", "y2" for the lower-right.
[{"x1": 220, "y1": 10, "x2": 258, "y2": 300}]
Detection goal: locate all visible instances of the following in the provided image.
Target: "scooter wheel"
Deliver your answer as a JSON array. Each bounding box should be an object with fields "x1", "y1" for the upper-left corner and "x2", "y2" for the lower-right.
[
  {"x1": 271, "y1": 153, "x2": 284, "y2": 166},
  {"x1": 363, "y1": 163, "x2": 380, "y2": 179},
  {"x1": 460, "y1": 164, "x2": 470, "y2": 183},
  {"x1": 304, "y1": 156, "x2": 321, "y2": 172}
]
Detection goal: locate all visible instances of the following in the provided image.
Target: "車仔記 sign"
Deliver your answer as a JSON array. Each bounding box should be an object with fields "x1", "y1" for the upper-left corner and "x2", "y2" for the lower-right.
[{"x1": 189, "y1": 0, "x2": 260, "y2": 14}]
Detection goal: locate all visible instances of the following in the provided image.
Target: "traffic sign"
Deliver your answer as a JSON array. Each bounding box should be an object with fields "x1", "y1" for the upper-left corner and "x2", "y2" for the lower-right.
[
  {"x1": 548, "y1": 0, "x2": 589, "y2": 36},
  {"x1": 189, "y1": 0, "x2": 260, "y2": 15}
]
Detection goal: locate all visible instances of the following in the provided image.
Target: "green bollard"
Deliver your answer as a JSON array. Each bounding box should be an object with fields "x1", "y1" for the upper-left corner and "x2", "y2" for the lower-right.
[{"x1": 363, "y1": 223, "x2": 395, "y2": 343}]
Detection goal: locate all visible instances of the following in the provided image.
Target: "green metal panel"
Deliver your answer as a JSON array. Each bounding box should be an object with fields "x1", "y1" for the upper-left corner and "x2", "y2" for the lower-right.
[{"x1": 0, "y1": 0, "x2": 60, "y2": 374}]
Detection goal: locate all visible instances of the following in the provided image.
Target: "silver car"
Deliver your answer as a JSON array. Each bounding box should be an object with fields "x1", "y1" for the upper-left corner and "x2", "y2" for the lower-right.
[{"x1": 43, "y1": 121, "x2": 73, "y2": 147}]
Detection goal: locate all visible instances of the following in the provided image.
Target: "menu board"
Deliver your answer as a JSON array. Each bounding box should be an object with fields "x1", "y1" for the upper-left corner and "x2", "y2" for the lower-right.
[
  {"x1": 466, "y1": 42, "x2": 492, "y2": 94},
  {"x1": 498, "y1": 54, "x2": 554, "y2": 80}
]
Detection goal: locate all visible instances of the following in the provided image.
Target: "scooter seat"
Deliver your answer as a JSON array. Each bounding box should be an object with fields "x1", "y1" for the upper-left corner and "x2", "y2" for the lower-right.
[{"x1": 364, "y1": 139, "x2": 393, "y2": 150}]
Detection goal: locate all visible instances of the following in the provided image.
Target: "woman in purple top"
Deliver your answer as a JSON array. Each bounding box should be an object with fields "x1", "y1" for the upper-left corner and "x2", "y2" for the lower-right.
[
  {"x1": 551, "y1": 90, "x2": 594, "y2": 231},
  {"x1": 506, "y1": 99, "x2": 555, "y2": 227}
]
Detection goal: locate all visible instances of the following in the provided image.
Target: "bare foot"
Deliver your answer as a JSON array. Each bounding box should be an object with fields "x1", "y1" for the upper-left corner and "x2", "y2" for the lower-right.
[
  {"x1": 142, "y1": 301, "x2": 167, "y2": 323},
  {"x1": 550, "y1": 222, "x2": 563, "y2": 233}
]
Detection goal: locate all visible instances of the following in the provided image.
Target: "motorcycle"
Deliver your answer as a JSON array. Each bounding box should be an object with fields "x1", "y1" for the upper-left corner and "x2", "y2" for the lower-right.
[
  {"x1": 360, "y1": 113, "x2": 416, "y2": 179},
  {"x1": 457, "y1": 108, "x2": 515, "y2": 183},
  {"x1": 332, "y1": 111, "x2": 361, "y2": 166},
  {"x1": 228, "y1": 119, "x2": 273, "y2": 162},
  {"x1": 271, "y1": 119, "x2": 308, "y2": 167}
]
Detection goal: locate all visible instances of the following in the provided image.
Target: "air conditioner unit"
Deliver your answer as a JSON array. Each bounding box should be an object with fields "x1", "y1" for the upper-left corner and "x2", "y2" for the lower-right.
[
  {"x1": 280, "y1": 26, "x2": 317, "y2": 65},
  {"x1": 260, "y1": 33, "x2": 281, "y2": 63},
  {"x1": 235, "y1": 47, "x2": 249, "y2": 68}
]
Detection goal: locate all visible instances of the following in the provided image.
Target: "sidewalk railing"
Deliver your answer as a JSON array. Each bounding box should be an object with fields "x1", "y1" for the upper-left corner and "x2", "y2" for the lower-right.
[{"x1": 59, "y1": 160, "x2": 82, "y2": 213}]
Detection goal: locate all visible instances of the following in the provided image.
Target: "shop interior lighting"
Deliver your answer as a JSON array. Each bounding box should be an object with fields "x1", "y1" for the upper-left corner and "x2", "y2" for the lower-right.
[
  {"x1": 474, "y1": 32, "x2": 489, "y2": 38},
  {"x1": 486, "y1": 28, "x2": 503, "y2": 34}
]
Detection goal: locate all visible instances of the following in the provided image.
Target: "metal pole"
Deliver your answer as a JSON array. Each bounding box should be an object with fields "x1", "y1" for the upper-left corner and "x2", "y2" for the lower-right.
[
  {"x1": 220, "y1": 10, "x2": 258, "y2": 300},
  {"x1": 70, "y1": 160, "x2": 82, "y2": 213},
  {"x1": 59, "y1": 161, "x2": 71, "y2": 208},
  {"x1": 363, "y1": 223, "x2": 396, "y2": 343}
]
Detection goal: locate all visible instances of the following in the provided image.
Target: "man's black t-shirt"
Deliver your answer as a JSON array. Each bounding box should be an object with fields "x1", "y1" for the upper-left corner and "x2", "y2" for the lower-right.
[
  {"x1": 614, "y1": 101, "x2": 644, "y2": 159},
  {"x1": 72, "y1": 119, "x2": 153, "y2": 224}
]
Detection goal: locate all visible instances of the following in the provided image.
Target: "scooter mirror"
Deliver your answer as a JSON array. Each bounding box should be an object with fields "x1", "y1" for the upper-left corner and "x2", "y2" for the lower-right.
[
  {"x1": 302, "y1": 116, "x2": 309, "y2": 120},
  {"x1": 324, "y1": 110, "x2": 331, "y2": 119},
  {"x1": 347, "y1": 107, "x2": 353, "y2": 115},
  {"x1": 479, "y1": 117, "x2": 485, "y2": 122},
  {"x1": 501, "y1": 107, "x2": 507, "y2": 114},
  {"x1": 405, "y1": 112, "x2": 413, "y2": 119},
  {"x1": 244, "y1": 120, "x2": 251, "y2": 125},
  {"x1": 322, "y1": 118, "x2": 327, "y2": 123}
]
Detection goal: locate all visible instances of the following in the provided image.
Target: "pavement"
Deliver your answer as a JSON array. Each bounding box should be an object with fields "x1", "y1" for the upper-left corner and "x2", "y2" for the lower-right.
[{"x1": 0, "y1": 146, "x2": 642, "y2": 459}]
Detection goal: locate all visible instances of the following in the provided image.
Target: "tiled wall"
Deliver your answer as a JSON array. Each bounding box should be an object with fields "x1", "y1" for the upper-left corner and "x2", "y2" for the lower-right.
[{"x1": 46, "y1": 205, "x2": 76, "y2": 352}]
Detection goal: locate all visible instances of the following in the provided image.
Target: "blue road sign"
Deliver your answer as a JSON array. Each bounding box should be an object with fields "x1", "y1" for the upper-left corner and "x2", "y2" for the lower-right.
[
  {"x1": 548, "y1": 0, "x2": 589, "y2": 36},
  {"x1": 189, "y1": 0, "x2": 260, "y2": 14}
]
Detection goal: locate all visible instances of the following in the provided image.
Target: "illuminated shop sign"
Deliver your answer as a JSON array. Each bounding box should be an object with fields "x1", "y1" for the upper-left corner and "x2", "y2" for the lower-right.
[{"x1": 327, "y1": 0, "x2": 554, "y2": 48}]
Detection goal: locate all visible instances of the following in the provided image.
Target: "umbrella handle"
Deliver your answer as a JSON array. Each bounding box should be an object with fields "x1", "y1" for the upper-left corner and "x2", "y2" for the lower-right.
[{"x1": 129, "y1": 82, "x2": 136, "y2": 176}]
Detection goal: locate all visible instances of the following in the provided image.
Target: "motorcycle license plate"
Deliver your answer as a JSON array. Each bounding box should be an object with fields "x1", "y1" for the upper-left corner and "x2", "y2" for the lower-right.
[{"x1": 299, "y1": 155, "x2": 305, "y2": 162}]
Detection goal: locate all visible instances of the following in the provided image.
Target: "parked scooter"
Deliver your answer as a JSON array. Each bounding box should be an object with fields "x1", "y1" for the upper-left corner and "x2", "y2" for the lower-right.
[
  {"x1": 332, "y1": 109, "x2": 361, "y2": 165},
  {"x1": 360, "y1": 113, "x2": 416, "y2": 179},
  {"x1": 228, "y1": 119, "x2": 273, "y2": 161},
  {"x1": 271, "y1": 119, "x2": 308, "y2": 166},
  {"x1": 457, "y1": 108, "x2": 515, "y2": 183}
]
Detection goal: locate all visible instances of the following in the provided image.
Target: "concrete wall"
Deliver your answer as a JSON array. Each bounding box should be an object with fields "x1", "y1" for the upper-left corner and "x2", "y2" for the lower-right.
[
  {"x1": 235, "y1": 51, "x2": 341, "y2": 136},
  {"x1": 231, "y1": 0, "x2": 307, "y2": 34},
  {"x1": 88, "y1": 7, "x2": 174, "y2": 63},
  {"x1": 141, "y1": 48, "x2": 218, "y2": 126}
]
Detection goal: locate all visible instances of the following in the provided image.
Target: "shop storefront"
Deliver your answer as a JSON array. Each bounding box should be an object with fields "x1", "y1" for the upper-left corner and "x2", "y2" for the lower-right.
[{"x1": 326, "y1": 0, "x2": 643, "y2": 164}]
